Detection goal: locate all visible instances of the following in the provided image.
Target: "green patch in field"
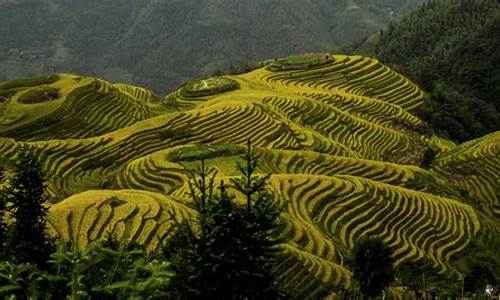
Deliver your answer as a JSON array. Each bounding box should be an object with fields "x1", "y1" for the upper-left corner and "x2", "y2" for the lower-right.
[
  {"x1": 168, "y1": 144, "x2": 245, "y2": 162},
  {"x1": 18, "y1": 86, "x2": 61, "y2": 104},
  {"x1": 0, "y1": 74, "x2": 59, "y2": 90},
  {"x1": 180, "y1": 77, "x2": 239, "y2": 98},
  {"x1": 267, "y1": 53, "x2": 335, "y2": 71}
]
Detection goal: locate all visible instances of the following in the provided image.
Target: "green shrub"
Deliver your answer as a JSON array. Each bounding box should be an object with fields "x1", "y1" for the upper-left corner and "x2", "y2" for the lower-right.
[
  {"x1": 349, "y1": 237, "x2": 395, "y2": 298},
  {"x1": 421, "y1": 147, "x2": 437, "y2": 169},
  {"x1": 0, "y1": 261, "x2": 47, "y2": 299},
  {"x1": 0, "y1": 240, "x2": 174, "y2": 299},
  {"x1": 49, "y1": 241, "x2": 174, "y2": 299}
]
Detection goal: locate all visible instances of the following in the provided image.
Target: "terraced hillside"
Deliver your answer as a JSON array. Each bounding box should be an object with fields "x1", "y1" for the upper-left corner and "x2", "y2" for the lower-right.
[
  {"x1": 0, "y1": 54, "x2": 498, "y2": 297},
  {"x1": 0, "y1": 73, "x2": 161, "y2": 141}
]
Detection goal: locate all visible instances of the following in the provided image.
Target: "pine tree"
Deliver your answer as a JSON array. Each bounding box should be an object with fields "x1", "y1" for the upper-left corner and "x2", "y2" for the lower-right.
[
  {"x1": 4, "y1": 149, "x2": 53, "y2": 266},
  {"x1": 350, "y1": 237, "x2": 395, "y2": 298},
  {"x1": 164, "y1": 141, "x2": 284, "y2": 299},
  {"x1": 228, "y1": 140, "x2": 283, "y2": 298}
]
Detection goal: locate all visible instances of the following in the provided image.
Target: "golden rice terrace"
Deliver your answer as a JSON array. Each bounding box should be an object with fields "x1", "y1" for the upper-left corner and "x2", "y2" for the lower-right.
[{"x1": 0, "y1": 54, "x2": 499, "y2": 298}]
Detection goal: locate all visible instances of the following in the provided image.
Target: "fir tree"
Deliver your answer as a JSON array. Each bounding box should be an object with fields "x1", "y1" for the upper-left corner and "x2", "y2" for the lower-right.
[
  {"x1": 165, "y1": 141, "x2": 283, "y2": 299},
  {"x1": 350, "y1": 237, "x2": 395, "y2": 298},
  {"x1": 4, "y1": 149, "x2": 53, "y2": 266}
]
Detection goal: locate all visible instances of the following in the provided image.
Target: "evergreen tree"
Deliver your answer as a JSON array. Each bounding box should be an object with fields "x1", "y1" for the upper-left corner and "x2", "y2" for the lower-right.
[
  {"x1": 227, "y1": 141, "x2": 283, "y2": 297},
  {"x1": 4, "y1": 149, "x2": 53, "y2": 266},
  {"x1": 164, "y1": 141, "x2": 283, "y2": 299},
  {"x1": 350, "y1": 237, "x2": 395, "y2": 298}
]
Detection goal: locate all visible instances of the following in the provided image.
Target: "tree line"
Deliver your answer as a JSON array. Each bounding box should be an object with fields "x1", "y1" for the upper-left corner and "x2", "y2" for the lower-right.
[{"x1": 355, "y1": 0, "x2": 500, "y2": 142}]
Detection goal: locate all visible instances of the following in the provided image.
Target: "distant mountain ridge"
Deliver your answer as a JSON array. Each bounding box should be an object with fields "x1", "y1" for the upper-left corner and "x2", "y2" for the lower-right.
[{"x1": 0, "y1": 0, "x2": 425, "y2": 93}]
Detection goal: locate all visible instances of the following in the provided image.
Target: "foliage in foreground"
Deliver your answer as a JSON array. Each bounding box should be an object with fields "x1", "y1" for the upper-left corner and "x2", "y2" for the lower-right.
[{"x1": 0, "y1": 241, "x2": 173, "y2": 299}]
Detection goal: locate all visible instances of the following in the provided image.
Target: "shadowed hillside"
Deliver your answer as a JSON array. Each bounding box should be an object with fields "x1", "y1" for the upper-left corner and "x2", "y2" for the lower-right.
[
  {"x1": 0, "y1": 53, "x2": 499, "y2": 297},
  {"x1": 355, "y1": 0, "x2": 500, "y2": 142}
]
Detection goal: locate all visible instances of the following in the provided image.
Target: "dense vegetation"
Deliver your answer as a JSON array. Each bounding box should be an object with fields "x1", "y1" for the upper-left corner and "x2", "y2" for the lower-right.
[
  {"x1": 0, "y1": 0, "x2": 425, "y2": 93},
  {"x1": 0, "y1": 242, "x2": 174, "y2": 299},
  {"x1": 356, "y1": 0, "x2": 500, "y2": 142}
]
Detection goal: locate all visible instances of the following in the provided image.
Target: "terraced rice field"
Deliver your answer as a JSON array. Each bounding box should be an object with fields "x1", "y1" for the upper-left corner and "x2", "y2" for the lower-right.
[
  {"x1": 0, "y1": 54, "x2": 498, "y2": 298},
  {"x1": 433, "y1": 132, "x2": 500, "y2": 217}
]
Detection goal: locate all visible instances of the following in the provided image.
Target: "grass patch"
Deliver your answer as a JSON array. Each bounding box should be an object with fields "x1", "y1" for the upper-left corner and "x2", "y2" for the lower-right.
[
  {"x1": 267, "y1": 54, "x2": 335, "y2": 71},
  {"x1": 168, "y1": 144, "x2": 245, "y2": 162},
  {"x1": 0, "y1": 74, "x2": 60, "y2": 90},
  {"x1": 180, "y1": 77, "x2": 239, "y2": 98},
  {"x1": 18, "y1": 87, "x2": 61, "y2": 104}
]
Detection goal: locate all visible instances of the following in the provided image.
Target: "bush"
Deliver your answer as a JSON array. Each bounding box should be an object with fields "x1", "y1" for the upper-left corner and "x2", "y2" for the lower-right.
[
  {"x1": 0, "y1": 240, "x2": 174, "y2": 299},
  {"x1": 421, "y1": 147, "x2": 437, "y2": 169},
  {"x1": 49, "y1": 240, "x2": 173, "y2": 299},
  {"x1": 0, "y1": 261, "x2": 47, "y2": 299},
  {"x1": 350, "y1": 237, "x2": 395, "y2": 298}
]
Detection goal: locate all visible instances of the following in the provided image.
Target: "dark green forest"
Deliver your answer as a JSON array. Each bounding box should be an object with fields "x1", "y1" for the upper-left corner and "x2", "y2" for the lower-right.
[{"x1": 356, "y1": 0, "x2": 500, "y2": 141}]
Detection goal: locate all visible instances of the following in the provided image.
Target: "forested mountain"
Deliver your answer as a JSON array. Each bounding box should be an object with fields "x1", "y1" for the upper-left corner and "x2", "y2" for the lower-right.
[
  {"x1": 0, "y1": 0, "x2": 425, "y2": 93},
  {"x1": 356, "y1": 0, "x2": 500, "y2": 142}
]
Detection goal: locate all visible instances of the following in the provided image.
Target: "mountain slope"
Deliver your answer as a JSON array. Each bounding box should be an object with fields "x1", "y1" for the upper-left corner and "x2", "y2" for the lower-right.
[
  {"x1": 355, "y1": 0, "x2": 500, "y2": 142},
  {"x1": 0, "y1": 0, "x2": 425, "y2": 93},
  {"x1": 0, "y1": 54, "x2": 499, "y2": 296}
]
